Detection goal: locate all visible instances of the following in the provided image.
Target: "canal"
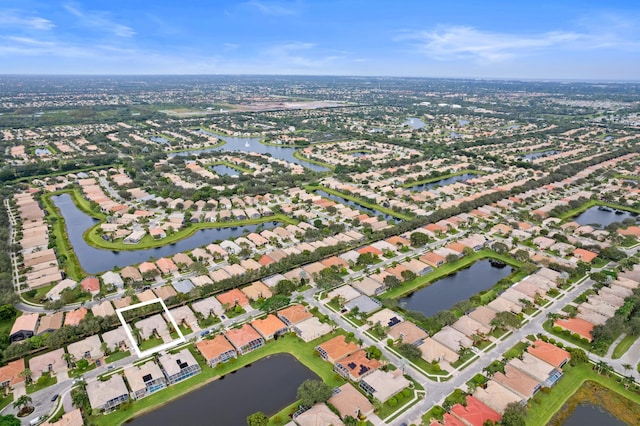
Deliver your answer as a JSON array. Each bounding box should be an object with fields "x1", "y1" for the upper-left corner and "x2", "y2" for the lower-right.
[
  {"x1": 315, "y1": 190, "x2": 396, "y2": 221},
  {"x1": 407, "y1": 173, "x2": 479, "y2": 192},
  {"x1": 573, "y1": 206, "x2": 637, "y2": 228},
  {"x1": 399, "y1": 259, "x2": 513, "y2": 317},
  {"x1": 127, "y1": 353, "x2": 318, "y2": 426},
  {"x1": 51, "y1": 193, "x2": 277, "y2": 274}
]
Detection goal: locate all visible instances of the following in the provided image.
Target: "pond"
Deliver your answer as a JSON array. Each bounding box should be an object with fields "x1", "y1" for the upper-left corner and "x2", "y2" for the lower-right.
[
  {"x1": 399, "y1": 259, "x2": 513, "y2": 317},
  {"x1": 403, "y1": 117, "x2": 425, "y2": 129},
  {"x1": 407, "y1": 173, "x2": 479, "y2": 191},
  {"x1": 51, "y1": 193, "x2": 277, "y2": 274},
  {"x1": 210, "y1": 164, "x2": 242, "y2": 176},
  {"x1": 188, "y1": 130, "x2": 328, "y2": 171},
  {"x1": 573, "y1": 206, "x2": 637, "y2": 228},
  {"x1": 520, "y1": 150, "x2": 558, "y2": 161},
  {"x1": 561, "y1": 403, "x2": 625, "y2": 426},
  {"x1": 315, "y1": 190, "x2": 395, "y2": 222},
  {"x1": 127, "y1": 353, "x2": 318, "y2": 426}
]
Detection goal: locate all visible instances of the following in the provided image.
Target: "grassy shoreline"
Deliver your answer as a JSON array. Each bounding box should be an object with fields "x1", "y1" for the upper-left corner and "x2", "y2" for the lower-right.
[
  {"x1": 526, "y1": 363, "x2": 640, "y2": 426},
  {"x1": 558, "y1": 199, "x2": 640, "y2": 221},
  {"x1": 206, "y1": 159, "x2": 254, "y2": 174},
  {"x1": 382, "y1": 249, "x2": 524, "y2": 299},
  {"x1": 400, "y1": 169, "x2": 487, "y2": 188},
  {"x1": 306, "y1": 184, "x2": 412, "y2": 221},
  {"x1": 293, "y1": 150, "x2": 334, "y2": 170},
  {"x1": 94, "y1": 332, "x2": 347, "y2": 426}
]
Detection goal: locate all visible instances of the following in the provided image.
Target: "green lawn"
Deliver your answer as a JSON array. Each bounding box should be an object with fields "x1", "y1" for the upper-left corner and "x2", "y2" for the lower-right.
[
  {"x1": 0, "y1": 394, "x2": 13, "y2": 412},
  {"x1": 525, "y1": 363, "x2": 640, "y2": 426},
  {"x1": 400, "y1": 169, "x2": 487, "y2": 188},
  {"x1": 105, "y1": 350, "x2": 131, "y2": 364},
  {"x1": 612, "y1": 334, "x2": 638, "y2": 359},
  {"x1": 94, "y1": 331, "x2": 348, "y2": 426},
  {"x1": 69, "y1": 362, "x2": 96, "y2": 378},
  {"x1": 503, "y1": 341, "x2": 529, "y2": 360},
  {"x1": 27, "y1": 373, "x2": 57, "y2": 394},
  {"x1": 206, "y1": 160, "x2": 254, "y2": 174},
  {"x1": 139, "y1": 337, "x2": 165, "y2": 351}
]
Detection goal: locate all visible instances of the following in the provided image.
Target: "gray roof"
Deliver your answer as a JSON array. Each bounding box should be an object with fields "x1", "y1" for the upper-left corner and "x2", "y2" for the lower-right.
[
  {"x1": 172, "y1": 279, "x2": 195, "y2": 294},
  {"x1": 344, "y1": 295, "x2": 381, "y2": 314}
]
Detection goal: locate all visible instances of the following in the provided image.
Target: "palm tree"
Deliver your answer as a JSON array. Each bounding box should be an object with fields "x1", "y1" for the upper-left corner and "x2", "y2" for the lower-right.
[
  {"x1": 594, "y1": 360, "x2": 609, "y2": 375},
  {"x1": 622, "y1": 375, "x2": 635, "y2": 390},
  {"x1": 623, "y1": 363, "x2": 632, "y2": 373},
  {"x1": 62, "y1": 352, "x2": 76, "y2": 369},
  {"x1": 13, "y1": 395, "x2": 32, "y2": 413},
  {"x1": 19, "y1": 368, "x2": 32, "y2": 386}
]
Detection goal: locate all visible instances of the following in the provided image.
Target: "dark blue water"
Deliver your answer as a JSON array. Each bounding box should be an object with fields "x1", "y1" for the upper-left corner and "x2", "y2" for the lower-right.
[
  {"x1": 408, "y1": 173, "x2": 478, "y2": 191},
  {"x1": 315, "y1": 190, "x2": 395, "y2": 221},
  {"x1": 399, "y1": 260, "x2": 513, "y2": 317},
  {"x1": 127, "y1": 353, "x2": 318, "y2": 426},
  {"x1": 52, "y1": 194, "x2": 277, "y2": 273},
  {"x1": 210, "y1": 164, "x2": 242, "y2": 176},
  {"x1": 561, "y1": 404, "x2": 624, "y2": 426},
  {"x1": 186, "y1": 130, "x2": 327, "y2": 171},
  {"x1": 573, "y1": 206, "x2": 637, "y2": 228}
]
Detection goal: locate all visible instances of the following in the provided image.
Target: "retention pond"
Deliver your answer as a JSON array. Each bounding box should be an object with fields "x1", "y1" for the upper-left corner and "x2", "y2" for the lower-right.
[
  {"x1": 399, "y1": 259, "x2": 513, "y2": 317},
  {"x1": 127, "y1": 353, "x2": 318, "y2": 426}
]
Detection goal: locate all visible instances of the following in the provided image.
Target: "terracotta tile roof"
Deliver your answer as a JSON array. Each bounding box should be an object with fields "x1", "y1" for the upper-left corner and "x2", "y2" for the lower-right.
[
  {"x1": 216, "y1": 288, "x2": 249, "y2": 308},
  {"x1": 0, "y1": 359, "x2": 25, "y2": 387},
  {"x1": 80, "y1": 277, "x2": 100, "y2": 293},
  {"x1": 527, "y1": 340, "x2": 570, "y2": 368},
  {"x1": 63, "y1": 308, "x2": 87, "y2": 326},
  {"x1": 450, "y1": 396, "x2": 501, "y2": 426},
  {"x1": 316, "y1": 335, "x2": 359, "y2": 363},
  {"x1": 554, "y1": 317, "x2": 594, "y2": 342},
  {"x1": 250, "y1": 314, "x2": 287, "y2": 338},
  {"x1": 224, "y1": 324, "x2": 262, "y2": 348},
  {"x1": 196, "y1": 334, "x2": 235, "y2": 362},
  {"x1": 277, "y1": 304, "x2": 313, "y2": 325}
]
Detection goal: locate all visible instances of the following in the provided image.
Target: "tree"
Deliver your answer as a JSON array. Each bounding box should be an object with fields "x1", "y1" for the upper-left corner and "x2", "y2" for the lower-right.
[
  {"x1": 567, "y1": 347, "x2": 589, "y2": 366},
  {"x1": 383, "y1": 275, "x2": 401, "y2": 289},
  {"x1": 19, "y1": 368, "x2": 32, "y2": 385},
  {"x1": 396, "y1": 343, "x2": 422, "y2": 360},
  {"x1": 12, "y1": 395, "x2": 32, "y2": 413},
  {"x1": 296, "y1": 379, "x2": 332, "y2": 408},
  {"x1": 501, "y1": 401, "x2": 527, "y2": 426},
  {"x1": 410, "y1": 231, "x2": 430, "y2": 247},
  {"x1": 491, "y1": 242, "x2": 508, "y2": 254},
  {"x1": 247, "y1": 411, "x2": 269, "y2": 426},
  {"x1": 401, "y1": 270, "x2": 416, "y2": 282},
  {"x1": 490, "y1": 311, "x2": 521, "y2": 331},
  {"x1": 274, "y1": 279, "x2": 297, "y2": 296}
]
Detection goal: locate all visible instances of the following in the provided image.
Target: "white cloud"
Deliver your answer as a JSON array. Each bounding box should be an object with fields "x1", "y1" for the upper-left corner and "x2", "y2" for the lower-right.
[
  {"x1": 0, "y1": 10, "x2": 55, "y2": 30},
  {"x1": 397, "y1": 26, "x2": 587, "y2": 62},
  {"x1": 242, "y1": 1, "x2": 299, "y2": 16},
  {"x1": 64, "y1": 4, "x2": 135, "y2": 38}
]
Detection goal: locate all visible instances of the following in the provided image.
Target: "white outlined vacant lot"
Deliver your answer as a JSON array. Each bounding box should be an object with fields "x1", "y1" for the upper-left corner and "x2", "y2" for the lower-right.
[{"x1": 115, "y1": 298, "x2": 185, "y2": 358}]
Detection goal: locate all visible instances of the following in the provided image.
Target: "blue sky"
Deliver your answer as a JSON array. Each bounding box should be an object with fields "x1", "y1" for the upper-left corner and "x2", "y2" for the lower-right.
[{"x1": 1, "y1": 0, "x2": 639, "y2": 79}]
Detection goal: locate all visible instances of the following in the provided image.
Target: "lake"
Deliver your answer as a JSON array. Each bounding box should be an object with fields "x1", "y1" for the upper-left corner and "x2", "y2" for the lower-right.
[
  {"x1": 189, "y1": 130, "x2": 328, "y2": 172},
  {"x1": 561, "y1": 403, "x2": 625, "y2": 426},
  {"x1": 127, "y1": 353, "x2": 318, "y2": 426},
  {"x1": 573, "y1": 206, "x2": 637, "y2": 228},
  {"x1": 399, "y1": 260, "x2": 513, "y2": 317},
  {"x1": 403, "y1": 117, "x2": 425, "y2": 129},
  {"x1": 407, "y1": 173, "x2": 478, "y2": 191},
  {"x1": 51, "y1": 193, "x2": 277, "y2": 274},
  {"x1": 315, "y1": 190, "x2": 395, "y2": 221},
  {"x1": 520, "y1": 150, "x2": 558, "y2": 161},
  {"x1": 210, "y1": 164, "x2": 242, "y2": 176}
]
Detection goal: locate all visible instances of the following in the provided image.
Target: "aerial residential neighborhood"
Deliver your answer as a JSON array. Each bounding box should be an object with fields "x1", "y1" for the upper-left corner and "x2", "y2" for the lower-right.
[{"x1": 1, "y1": 2, "x2": 640, "y2": 426}]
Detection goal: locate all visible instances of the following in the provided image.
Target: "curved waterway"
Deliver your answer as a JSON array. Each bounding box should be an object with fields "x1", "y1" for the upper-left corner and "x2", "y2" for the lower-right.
[
  {"x1": 399, "y1": 259, "x2": 513, "y2": 317},
  {"x1": 126, "y1": 353, "x2": 318, "y2": 426},
  {"x1": 407, "y1": 173, "x2": 479, "y2": 191},
  {"x1": 51, "y1": 194, "x2": 277, "y2": 274},
  {"x1": 176, "y1": 131, "x2": 328, "y2": 172}
]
